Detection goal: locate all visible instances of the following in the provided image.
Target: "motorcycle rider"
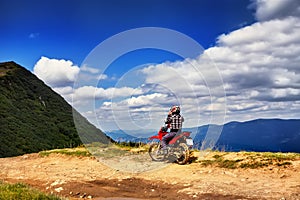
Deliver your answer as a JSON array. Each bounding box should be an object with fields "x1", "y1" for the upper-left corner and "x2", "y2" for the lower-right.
[{"x1": 161, "y1": 105, "x2": 184, "y2": 152}]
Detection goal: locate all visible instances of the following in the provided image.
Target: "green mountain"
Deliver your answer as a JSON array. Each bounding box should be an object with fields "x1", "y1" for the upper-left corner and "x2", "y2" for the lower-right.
[{"x1": 0, "y1": 61, "x2": 111, "y2": 158}]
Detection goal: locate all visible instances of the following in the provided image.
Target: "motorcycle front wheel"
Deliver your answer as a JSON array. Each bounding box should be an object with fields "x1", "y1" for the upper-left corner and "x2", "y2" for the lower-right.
[
  {"x1": 175, "y1": 143, "x2": 190, "y2": 165},
  {"x1": 148, "y1": 143, "x2": 165, "y2": 161}
]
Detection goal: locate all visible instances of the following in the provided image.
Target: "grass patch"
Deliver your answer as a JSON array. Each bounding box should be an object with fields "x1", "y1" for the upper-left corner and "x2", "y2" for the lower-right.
[
  {"x1": 0, "y1": 181, "x2": 63, "y2": 200},
  {"x1": 39, "y1": 143, "x2": 150, "y2": 160},
  {"x1": 240, "y1": 161, "x2": 269, "y2": 169},
  {"x1": 39, "y1": 147, "x2": 91, "y2": 157},
  {"x1": 199, "y1": 159, "x2": 215, "y2": 167},
  {"x1": 199, "y1": 155, "x2": 242, "y2": 169},
  {"x1": 260, "y1": 152, "x2": 298, "y2": 161},
  {"x1": 240, "y1": 152, "x2": 299, "y2": 169},
  {"x1": 88, "y1": 142, "x2": 150, "y2": 159},
  {"x1": 218, "y1": 159, "x2": 241, "y2": 169},
  {"x1": 196, "y1": 151, "x2": 299, "y2": 169}
]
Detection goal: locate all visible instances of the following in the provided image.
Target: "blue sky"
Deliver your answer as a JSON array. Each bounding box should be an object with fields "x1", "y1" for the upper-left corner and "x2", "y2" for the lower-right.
[
  {"x1": 0, "y1": 0, "x2": 254, "y2": 69},
  {"x1": 1, "y1": 0, "x2": 300, "y2": 133}
]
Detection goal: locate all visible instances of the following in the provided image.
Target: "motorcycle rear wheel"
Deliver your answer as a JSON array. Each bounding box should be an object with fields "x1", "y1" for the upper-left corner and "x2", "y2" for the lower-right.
[{"x1": 148, "y1": 143, "x2": 165, "y2": 161}]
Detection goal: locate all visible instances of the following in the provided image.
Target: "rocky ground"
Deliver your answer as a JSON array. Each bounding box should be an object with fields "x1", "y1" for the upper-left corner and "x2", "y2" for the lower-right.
[{"x1": 0, "y1": 149, "x2": 300, "y2": 200}]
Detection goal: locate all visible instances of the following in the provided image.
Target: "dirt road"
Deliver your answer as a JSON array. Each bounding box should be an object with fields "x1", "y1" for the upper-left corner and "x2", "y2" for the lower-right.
[{"x1": 0, "y1": 151, "x2": 300, "y2": 200}]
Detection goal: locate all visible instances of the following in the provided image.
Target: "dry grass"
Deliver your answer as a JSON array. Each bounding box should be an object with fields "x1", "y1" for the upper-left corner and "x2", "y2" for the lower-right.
[{"x1": 191, "y1": 150, "x2": 300, "y2": 169}]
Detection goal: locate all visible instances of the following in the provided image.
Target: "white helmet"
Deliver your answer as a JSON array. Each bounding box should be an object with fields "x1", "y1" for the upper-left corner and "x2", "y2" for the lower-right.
[{"x1": 170, "y1": 105, "x2": 180, "y2": 114}]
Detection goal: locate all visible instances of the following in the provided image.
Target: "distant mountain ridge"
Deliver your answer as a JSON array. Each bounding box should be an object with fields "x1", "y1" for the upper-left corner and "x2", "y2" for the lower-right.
[
  {"x1": 187, "y1": 118, "x2": 300, "y2": 153},
  {"x1": 106, "y1": 130, "x2": 137, "y2": 142},
  {"x1": 105, "y1": 129, "x2": 156, "y2": 143},
  {"x1": 0, "y1": 61, "x2": 111, "y2": 158},
  {"x1": 216, "y1": 118, "x2": 300, "y2": 152}
]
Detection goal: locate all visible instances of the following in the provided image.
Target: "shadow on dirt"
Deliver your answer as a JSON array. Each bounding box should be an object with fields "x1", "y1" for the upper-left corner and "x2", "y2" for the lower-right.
[{"x1": 56, "y1": 177, "x2": 264, "y2": 200}]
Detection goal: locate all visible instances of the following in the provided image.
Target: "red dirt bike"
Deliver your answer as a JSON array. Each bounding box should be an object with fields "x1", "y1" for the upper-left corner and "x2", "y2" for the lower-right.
[{"x1": 148, "y1": 126, "x2": 193, "y2": 165}]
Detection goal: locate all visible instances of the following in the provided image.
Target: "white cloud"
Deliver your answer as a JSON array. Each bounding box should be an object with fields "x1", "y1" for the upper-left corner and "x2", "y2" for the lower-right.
[
  {"x1": 126, "y1": 93, "x2": 170, "y2": 107},
  {"x1": 206, "y1": 12, "x2": 300, "y2": 121},
  {"x1": 255, "y1": 0, "x2": 300, "y2": 21},
  {"x1": 211, "y1": 18, "x2": 300, "y2": 92},
  {"x1": 141, "y1": 57, "x2": 223, "y2": 97},
  {"x1": 98, "y1": 74, "x2": 108, "y2": 80},
  {"x1": 70, "y1": 85, "x2": 144, "y2": 106},
  {"x1": 52, "y1": 86, "x2": 74, "y2": 102},
  {"x1": 216, "y1": 17, "x2": 300, "y2": 48},
  {"x1": 81, "y1": 65, "x2": 100, "y2": 74},
  {"x1": 271, "y1": 88, "x2": 300, "y2": 98},
  {"x1": 95, "y1": 93, "x2": 179, "y2": 131},
  {"x1": 33, "y1": 56, "x2": 80, "y2": 87}
]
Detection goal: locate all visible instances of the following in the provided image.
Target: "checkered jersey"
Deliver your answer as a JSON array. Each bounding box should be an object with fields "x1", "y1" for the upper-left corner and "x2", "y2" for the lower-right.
[{"x1": 166, "y1": 114, "x2": 184, "y2": 130}]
